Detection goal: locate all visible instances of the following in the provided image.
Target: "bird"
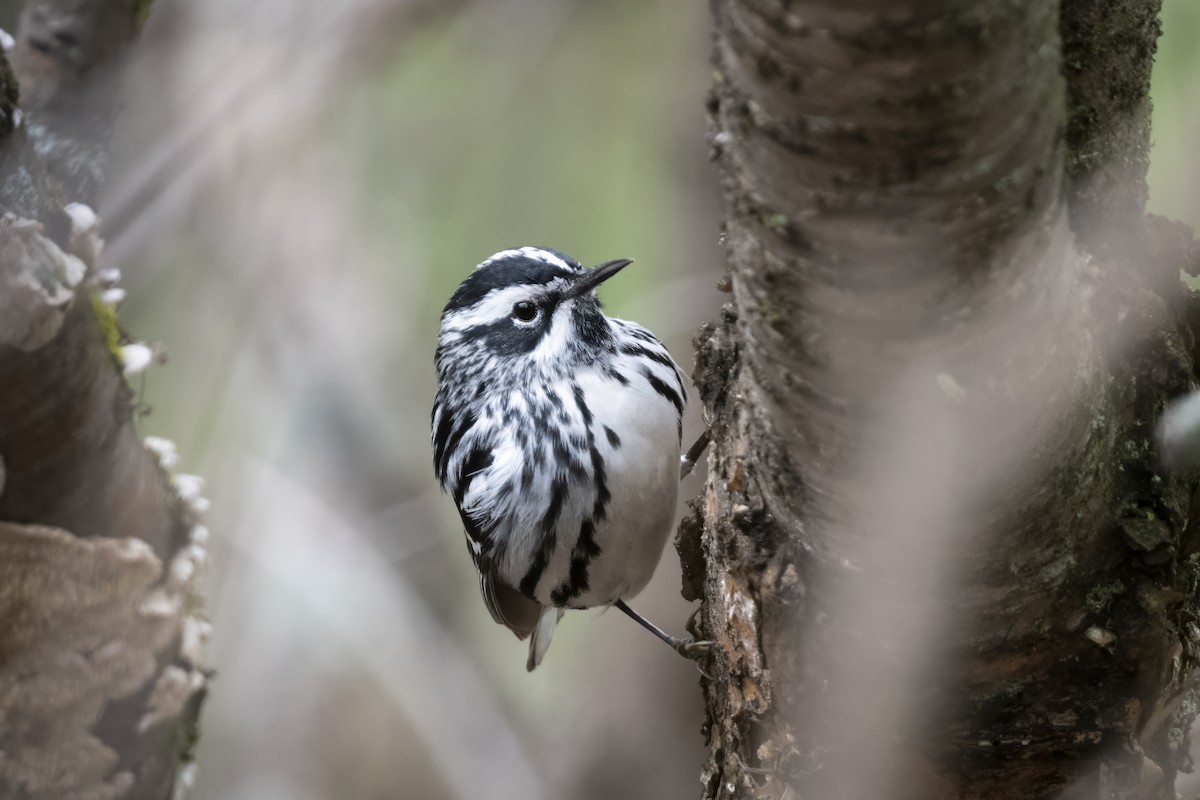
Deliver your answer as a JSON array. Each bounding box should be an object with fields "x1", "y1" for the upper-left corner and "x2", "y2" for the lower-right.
[{"x1": 432, "y1": 246, "x2": 700, "y2": 670}]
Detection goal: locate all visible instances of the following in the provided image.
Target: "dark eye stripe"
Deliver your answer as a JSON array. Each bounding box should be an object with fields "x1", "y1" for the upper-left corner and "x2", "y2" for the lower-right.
[{"x1": 460, "y1": 319, "x2": 549, "y2": 356}]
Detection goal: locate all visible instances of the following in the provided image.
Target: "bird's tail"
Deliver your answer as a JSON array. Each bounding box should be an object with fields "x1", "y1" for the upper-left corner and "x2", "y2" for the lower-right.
[{"x1": 526, "y1": 606, "x2": 565, "y2": 671}]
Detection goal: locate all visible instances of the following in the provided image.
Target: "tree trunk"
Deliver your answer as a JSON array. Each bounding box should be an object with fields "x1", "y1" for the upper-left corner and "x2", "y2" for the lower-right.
[
  {"x1": 0, "y1": 2, "x2": 208, "y2": 798},
  {"x1": 685, "y1": 1, "x2": 1200, "y2": 797}
]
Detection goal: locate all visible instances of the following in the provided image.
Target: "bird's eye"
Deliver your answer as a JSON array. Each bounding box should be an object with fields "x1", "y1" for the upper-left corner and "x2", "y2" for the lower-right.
[{"x1": 512, "y1": 301, "x2": 539, "y2": 322}]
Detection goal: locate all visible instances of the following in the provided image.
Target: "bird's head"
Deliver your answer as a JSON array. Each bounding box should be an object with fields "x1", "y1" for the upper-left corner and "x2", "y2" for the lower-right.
[{"x1": 436, "y1": 247, "x2": 630, "y2": 377}]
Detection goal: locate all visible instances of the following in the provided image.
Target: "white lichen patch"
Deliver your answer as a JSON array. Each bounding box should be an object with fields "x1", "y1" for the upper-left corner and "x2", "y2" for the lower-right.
[
  {"x1": 172, "y1": 763, "x2": 198, "y2": 800},
  {"x1": 167, "y1": 538, "x2": 209, "y2": 595},
  {"x1": 122, "y1": 343, "x2": 154, "y2": 375},
  {"x1": 172, "y1": 474, "x2": 211, "y2": 517},
  {"x1": 95, "y1": 267, "x2": 121, "y2": 288},
  {"x1": 63, "y1": 202, "x2": 98, "y2": 234},
  {"x1": 168, "y1": 551, "x2": 196, "y2": 588},
  {"x1": 63, "y1": 202, "x2": 104, "y2": 271},
  {"x1": 137, "y1": 665, "x2": 205, "y2": 733},
  {"x1": 180, "y1": 617, "x2": 211, "y2": 666},
  {"x1": 721, "y1": 573, "x2": 758, "y2": 625},
  {"x1": 139, "y1": 588, "x2": 181, "y2": 620},
  {"x1": 190, "y1": 525, "x2": 209, "y2": 546},
  {"x1": 100, "y1": 287, "x2": 126, "y2": 306},
  {"x1": 173, "y1": 474, "x2": 204, "y2": 502},
  {"x1": 112, "y1": 536, "x2": 157, "y2": 565},
  {"x1": 1085, "y1": 625, "x2": 1116, "y2": 647},
  {"x1": 185, "y1": 541, "x2": 208, "y2": 569},
  {"x1": 144, "y1": 436, "x2": 180, "y2": 471},
  {"x1": 61, "y1": 253, "x2": 86, "y2": 289}
]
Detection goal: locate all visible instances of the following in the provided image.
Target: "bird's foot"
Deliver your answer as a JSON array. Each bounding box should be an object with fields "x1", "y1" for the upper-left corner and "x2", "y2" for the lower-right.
[
  {"x1": 615, "y1": 599, "x2": 712, "y2": 670},
  {"x1": 671, "y1": 637, "x2": 713, "y2": 661}
]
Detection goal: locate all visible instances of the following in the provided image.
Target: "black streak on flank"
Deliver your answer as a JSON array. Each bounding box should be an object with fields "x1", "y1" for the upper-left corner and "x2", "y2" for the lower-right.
[
  {"x1": 607, "y1": 368, "x2": 630, "y2": 386},
  {"x1": 589, "y1": 443, "x2": 610, "y2": 522},
  {"x1": 547, "y1": 385, "x2": 612, "y2": 605},
  {"x1": 577, "y1": 519, "x2": 602, "y2": 559},
  {"x1": 521, "y1": 477, "x2": 568, "y2": 597},
  {"x1": 572, "y1": 381, "x2": 610, "y2": 524},
  {"x1": 620, "y1": 342, "x2": 675, "y2": 370},
  {"x1": 604, "y1": 426, "x2": 621, "y2": 449},
  {"x1": 553, "y1": 519, "x2": 603, "y2": 606},
  {"x1": 624, "y1": 326, "x2": 657, "y2": 344},
  {"x1": 642, "y1": 367, "x2": 684, "y2": 415},
  {"x1": 571, "y1": 383, "x2": 592, "y2": 426}
]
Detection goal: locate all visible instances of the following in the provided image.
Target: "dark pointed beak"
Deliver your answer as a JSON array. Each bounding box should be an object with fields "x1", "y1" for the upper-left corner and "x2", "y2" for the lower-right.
[{"x1": 569, "y1": 258, "x2": 633, "y2": 298}]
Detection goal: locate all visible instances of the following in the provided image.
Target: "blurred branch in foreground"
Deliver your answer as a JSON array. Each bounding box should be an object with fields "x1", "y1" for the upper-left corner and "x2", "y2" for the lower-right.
[{"x1": 0, "y1": 0, "x2": 208, "y2": 798}]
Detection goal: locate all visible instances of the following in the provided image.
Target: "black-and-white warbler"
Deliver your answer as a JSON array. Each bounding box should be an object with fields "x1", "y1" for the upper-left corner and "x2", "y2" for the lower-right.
[{"x1": 432, "y1": 246, "x2": 703, "y2": 670}]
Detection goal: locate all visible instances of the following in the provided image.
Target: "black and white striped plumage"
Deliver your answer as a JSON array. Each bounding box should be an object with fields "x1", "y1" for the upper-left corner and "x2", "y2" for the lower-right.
[{"x1": 432, "y1": 247, "x2": 686, "y2": 670}]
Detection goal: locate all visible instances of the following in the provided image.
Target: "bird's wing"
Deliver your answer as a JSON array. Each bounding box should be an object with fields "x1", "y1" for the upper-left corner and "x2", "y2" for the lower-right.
[
  {"x1": 432, "y1": 399, "x2": 477, "y2": 487},
  {"x1": 458, "y1": 497, "x2": 541, "y2": 640},
  {"x1": 480, "y1": 566, "x2": 542, "y2": 641},
  {"x1": 441, "y1": 410, "x2": 543, "y2": 641}
]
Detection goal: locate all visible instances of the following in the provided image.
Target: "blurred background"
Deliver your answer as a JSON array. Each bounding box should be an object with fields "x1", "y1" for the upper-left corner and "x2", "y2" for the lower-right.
[
  {"x1": 108, "y1": 1, "x2": 719, "y2": 798},
  {"x1": 2, "y1": 0, "x2": 1195, "y2": 797}
]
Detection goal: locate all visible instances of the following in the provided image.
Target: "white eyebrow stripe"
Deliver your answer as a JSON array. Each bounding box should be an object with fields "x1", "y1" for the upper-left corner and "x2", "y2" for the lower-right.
[
  {"x1": 476, "y1": 247, "x2": 574, "y2": 272},
  {"x1": 519, "y1": 247, "x2": 571, "y2": 270}
]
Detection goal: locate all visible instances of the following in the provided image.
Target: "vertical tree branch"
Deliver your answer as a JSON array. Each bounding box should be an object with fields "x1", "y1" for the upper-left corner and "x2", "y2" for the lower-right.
[{"x1": 689, "y1": 1, "x2": 1196, "y2": 797}]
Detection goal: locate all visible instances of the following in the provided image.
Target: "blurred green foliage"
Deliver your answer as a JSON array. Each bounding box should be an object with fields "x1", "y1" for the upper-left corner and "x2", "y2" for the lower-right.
[
  {"x1": 1148, "y1": 0, "x2": 1200, "y2": 228},
  {"x1": 344, "y1": 0, "x2": 709, "y2": 334}
]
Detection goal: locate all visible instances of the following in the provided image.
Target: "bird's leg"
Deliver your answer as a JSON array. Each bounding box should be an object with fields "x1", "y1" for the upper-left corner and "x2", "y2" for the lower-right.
[
  {"x1": 679, "y1": 428, "x2": 711, "y2": 479},
  {"x1": 615, "y1": 599, "x2": 712, "y2": 661},
  {"x1": 657, "y1": 429, "x2": 713, "y2": 663}
]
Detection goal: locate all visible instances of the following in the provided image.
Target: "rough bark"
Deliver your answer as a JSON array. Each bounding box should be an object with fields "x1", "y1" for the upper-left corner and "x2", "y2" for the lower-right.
[
  {"x1": 0, "y1": 1, "x2": 208, "y2": 798},
  {"x1": 684, "y1": 1, "x2": 1198, "y2": 798}
]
